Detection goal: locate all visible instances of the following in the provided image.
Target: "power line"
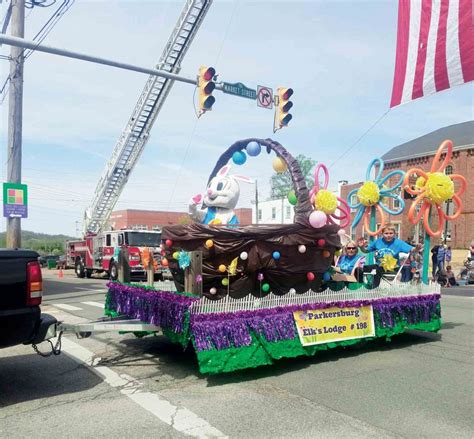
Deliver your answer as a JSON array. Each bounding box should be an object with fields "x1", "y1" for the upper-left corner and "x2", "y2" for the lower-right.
[
  {"x1": 328, "y1": 108, "x2": 391, "y2": 169},
  {"x1": 24, "y1": 0, "x2": 74, "y2": 60},
  {"x1": 0, "y1": 0, "x2": 74, "y2": 105}
]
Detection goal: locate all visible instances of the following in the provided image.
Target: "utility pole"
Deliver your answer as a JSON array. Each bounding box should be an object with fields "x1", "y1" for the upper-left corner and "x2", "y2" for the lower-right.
[{"x1": 6, "y1": 0, "x2": 25, "y2": 249}]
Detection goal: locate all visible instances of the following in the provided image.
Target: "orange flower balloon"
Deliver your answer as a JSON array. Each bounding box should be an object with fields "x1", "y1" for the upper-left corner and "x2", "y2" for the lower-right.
[{"x1": 403, "y1": 140, "x2": 467, "y2": 237}]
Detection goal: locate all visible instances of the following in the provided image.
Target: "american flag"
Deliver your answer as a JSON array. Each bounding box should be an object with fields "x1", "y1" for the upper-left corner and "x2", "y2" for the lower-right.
[{"x1": 390, "y1": 0, "x2": 473, "y2": 108}]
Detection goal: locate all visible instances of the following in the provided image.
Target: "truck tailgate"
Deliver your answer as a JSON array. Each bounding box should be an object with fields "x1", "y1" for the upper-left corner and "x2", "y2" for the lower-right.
[{"x1": 0, "y1": 249, "x2": 39, "y2": 309}]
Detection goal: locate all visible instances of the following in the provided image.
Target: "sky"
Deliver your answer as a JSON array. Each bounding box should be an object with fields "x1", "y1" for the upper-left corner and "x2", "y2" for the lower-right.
[{"x1": 0, "y1": 0, "x2": 472, "y2": 237}]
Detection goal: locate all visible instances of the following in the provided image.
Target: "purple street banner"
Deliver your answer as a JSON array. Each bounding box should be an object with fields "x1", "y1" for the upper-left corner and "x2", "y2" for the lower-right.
[
  {"x1": 3, "y1": 182, "x2": 28, "y2": 219},
  {"x1": 293, "y1": 305, "x2": 375, "y2": 346}
]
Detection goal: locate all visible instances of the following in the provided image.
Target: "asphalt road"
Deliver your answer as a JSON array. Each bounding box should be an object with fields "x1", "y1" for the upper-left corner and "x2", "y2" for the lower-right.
[{"x1": 1, "y1": 269, "x2": 473, "y2": 438}]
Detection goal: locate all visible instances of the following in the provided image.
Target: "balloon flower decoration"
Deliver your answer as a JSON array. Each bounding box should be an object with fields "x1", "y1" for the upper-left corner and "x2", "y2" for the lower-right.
[
  {"x1": 308, "y1": 164, "x2": 351, "y2": 228},
  {"x1": 347, "y1": 158, "x2": 406, "y2": 236},
  {"x1": 403, "y1": 140, "x2": 467, "y2": 238}
]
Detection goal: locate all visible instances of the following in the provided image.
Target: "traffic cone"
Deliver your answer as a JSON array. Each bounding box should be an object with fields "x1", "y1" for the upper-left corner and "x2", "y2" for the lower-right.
[{"x1": 58, "y1": 269, "x2": 64, "y2": 279}]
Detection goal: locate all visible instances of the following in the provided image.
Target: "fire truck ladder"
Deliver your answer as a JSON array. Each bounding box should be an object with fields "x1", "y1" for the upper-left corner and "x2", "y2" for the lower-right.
[{"x1": 85, "y1": 0, "x2": 213, "y2": 234}]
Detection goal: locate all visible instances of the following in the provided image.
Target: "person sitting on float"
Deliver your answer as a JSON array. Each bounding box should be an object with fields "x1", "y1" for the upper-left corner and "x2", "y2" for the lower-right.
[
  {"x1": 357, "y1": 223, "x2": 413, "y2": 287},
  {"x1": 335, "y1": 241, "x2": 365, "y2": 282}
]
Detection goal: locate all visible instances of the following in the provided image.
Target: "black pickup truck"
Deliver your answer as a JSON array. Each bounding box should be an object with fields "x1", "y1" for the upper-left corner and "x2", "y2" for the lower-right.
[{"x1": 0, "y1": 249, "x2": 58, "y2": 349}]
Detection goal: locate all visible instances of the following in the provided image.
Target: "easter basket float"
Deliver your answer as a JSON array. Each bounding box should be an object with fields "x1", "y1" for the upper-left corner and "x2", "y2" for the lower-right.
[{"x1": 105, "y1": 138, "x2": 449, "y2": 375}]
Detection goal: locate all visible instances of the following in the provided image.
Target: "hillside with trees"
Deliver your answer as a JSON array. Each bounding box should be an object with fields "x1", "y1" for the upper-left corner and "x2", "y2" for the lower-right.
[{"x1": 0, "y1": 230, "x2": 77, "y2": 255}]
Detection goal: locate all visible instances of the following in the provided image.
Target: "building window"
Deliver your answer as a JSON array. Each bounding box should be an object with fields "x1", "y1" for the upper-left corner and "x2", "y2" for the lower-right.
[
  {"x1": 350, "y1": 226, "x2": 356, "y2": 241},
  {"x1": 152, "y1": 225, "x2": 161, "y2": 231},
  {"x1": 286, "y1": 206, "x2": 291, "y2": 219},
  {"x1": 271, "y1": 207, "x2": 276, "y2": 220},
  {"x1": 393, "y1": 222, "x2": 401, "y2": 237},
  {"x1": 258, "y1": 209, "x2": 262, "y2": 221},
  {"x1": 445, "y1": 165, "x2": 453, "y2": 175},
  {"x1": 350, "y1": 193, "x2": 357, "y2": 206}
]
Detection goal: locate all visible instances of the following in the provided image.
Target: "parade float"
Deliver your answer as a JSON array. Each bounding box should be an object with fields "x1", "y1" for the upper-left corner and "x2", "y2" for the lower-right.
[{"x1": 104, "y1": 138, "x2": 466, "y2": 374}]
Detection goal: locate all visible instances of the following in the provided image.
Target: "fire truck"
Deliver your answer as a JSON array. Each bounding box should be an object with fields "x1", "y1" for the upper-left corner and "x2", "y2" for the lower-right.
[
  {"x1": 66, "y1": 230, "x2": 162, "y2": 280},
  {"x1": 67, "y1": 0, "x2": 212, "y2": 280}
]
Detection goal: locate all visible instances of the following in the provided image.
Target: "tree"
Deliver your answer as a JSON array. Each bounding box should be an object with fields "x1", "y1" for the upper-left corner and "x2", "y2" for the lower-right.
[{"x1": 269, "y1": 154, "x2": 316, "y2": 199}]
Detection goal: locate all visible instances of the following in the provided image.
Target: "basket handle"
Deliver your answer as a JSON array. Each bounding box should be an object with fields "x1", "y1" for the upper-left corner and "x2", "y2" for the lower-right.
[{"x1": 207, "y1": 138, "x2": 313, "y2": 225}]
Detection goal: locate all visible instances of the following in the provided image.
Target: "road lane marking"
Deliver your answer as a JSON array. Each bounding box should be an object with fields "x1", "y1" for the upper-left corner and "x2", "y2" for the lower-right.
[
  {"x1": 82, "y1": 301, "x2": 105, "y2": 308},
  {"x1": 74, "y1": 288, "x2": 108, "y2": 293},
  {"x1": 53, "y1": 304, "x2": 83, "y2": 311},
  {"x1": 60, "y1": 338, "x2": 226, "y2": 438}
]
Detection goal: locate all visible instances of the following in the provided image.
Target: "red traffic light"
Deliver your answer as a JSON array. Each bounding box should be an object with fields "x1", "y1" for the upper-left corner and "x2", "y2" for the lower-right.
[
  {"x1": 202, "y1": 67, "x2": 216, "y2": 81},
  {"x1": 281, "y1": 88, "x2": 293, "y2": 101}
]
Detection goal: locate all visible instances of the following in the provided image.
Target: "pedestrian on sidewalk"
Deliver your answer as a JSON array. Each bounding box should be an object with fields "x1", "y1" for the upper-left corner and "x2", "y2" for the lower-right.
[{"x1": 445, "y1": 246, "x2": 452, "y2": 264}]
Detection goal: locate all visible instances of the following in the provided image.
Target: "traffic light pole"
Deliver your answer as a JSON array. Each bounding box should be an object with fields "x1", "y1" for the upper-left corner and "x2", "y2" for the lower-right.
[
  {"x1": 0, "y1": 34, "x2": 198, "y2": 86},
  {"x1": 6, "y1": 0, "x2": 25, "y2": 249}
]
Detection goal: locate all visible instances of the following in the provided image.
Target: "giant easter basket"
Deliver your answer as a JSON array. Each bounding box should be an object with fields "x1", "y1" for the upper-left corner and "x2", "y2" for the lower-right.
[{"x1": 105, "y1": 138, "x2": 442, "y2": 374}]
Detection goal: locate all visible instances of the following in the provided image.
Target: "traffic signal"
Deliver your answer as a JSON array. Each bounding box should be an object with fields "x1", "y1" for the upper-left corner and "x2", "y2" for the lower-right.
[
  {"x1": 275, "y1": 87, "x2": 293, "y2": 131},
  {"x1": 198, "y1": 66, "x2": 216, "y2": 115}
]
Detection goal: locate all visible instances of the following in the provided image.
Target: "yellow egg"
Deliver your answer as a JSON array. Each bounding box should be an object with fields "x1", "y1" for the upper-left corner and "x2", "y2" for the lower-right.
[
  {"x1": 218, "y1": 264, "x2": 226, "y2": 273},
  {"x1": 205, "y1": 239, "x2": 214, "y2": 249},
  {"x1": 272, "y1": 157, "x2": 288, "y2": 173}
]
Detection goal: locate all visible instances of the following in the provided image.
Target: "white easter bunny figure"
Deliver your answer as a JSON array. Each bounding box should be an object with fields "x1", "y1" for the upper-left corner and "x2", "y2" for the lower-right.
[{"x1": 189, "y1": 165, "x2": 253, "y2": 225}]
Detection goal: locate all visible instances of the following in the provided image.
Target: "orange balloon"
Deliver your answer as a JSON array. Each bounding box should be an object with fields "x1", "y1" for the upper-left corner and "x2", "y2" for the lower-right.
[
  {"x1": 363, "y1": 204, "x2": 385, "y2": 237},
  {"x1": 161, "y1": 258, "x2": 169, "y2": 267}
]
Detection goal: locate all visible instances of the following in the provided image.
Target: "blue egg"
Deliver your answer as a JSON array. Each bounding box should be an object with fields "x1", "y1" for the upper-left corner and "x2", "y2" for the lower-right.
[
  {"x1": 323, "y1": 272, "x2": 332, "y2": 281},
  {"x1": 232, "y1": 151, "x2": 247, "y2": 165},
  {"x1": 272, "y1": 251, "x2": 281, "y2": 260},
  {"x1": 246, "y1": 141, "x2": 261, "y2": 157}
]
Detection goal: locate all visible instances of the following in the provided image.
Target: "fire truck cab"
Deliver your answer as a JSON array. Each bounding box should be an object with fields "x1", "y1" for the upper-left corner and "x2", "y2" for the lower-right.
[{"x1": 68, "y1": 229, "x2": 162, "y2": 280}]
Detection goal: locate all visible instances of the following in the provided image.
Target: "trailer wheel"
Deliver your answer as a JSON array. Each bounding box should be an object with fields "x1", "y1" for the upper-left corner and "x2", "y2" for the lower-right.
[
  {"x1": 109, "y1": 261, "x2": 118, "y2": 281},
  {"x1": 75, "y1": 260, "x2": 85, "y2": 278},
  {"x1": 86, "y1": 269, "x2": 93, "y2": 278}
]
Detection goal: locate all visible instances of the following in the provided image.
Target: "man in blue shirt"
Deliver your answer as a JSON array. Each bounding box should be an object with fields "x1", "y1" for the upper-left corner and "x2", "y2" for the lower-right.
[{"x1": 358, "y1": 224, "x2": 413, "y2": 287}]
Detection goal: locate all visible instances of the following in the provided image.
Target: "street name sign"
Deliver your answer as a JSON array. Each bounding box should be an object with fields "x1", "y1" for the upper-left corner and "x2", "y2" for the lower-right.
[{"x1": 222, "y1": 82, "x2": 257, "y2": 100}]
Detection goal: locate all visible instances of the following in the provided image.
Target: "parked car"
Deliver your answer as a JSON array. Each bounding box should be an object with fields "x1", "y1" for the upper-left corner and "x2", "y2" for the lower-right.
[{"x1": 1, "y1": 248, "x2": 58, "y2": 349}]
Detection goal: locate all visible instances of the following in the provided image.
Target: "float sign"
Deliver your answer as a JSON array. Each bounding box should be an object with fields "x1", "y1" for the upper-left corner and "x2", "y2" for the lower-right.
[
  {"x1": 222, "y1": 82, "x2": 257, "y2": 100},
  {"x1": 293, "y1": 305, "x2": 375, "y2": 346},
  {"x1": 3, "y1": 182, "x2": 28, "y2": 218}
]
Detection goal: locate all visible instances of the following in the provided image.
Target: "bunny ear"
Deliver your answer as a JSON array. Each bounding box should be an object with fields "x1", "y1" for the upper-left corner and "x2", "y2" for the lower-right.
[
  {"x1": 232, "y1": 174, "x2": 254, "y2": 184},
  {"x1": 218, "y1": 165, "x2": 232, "y2": 177}
]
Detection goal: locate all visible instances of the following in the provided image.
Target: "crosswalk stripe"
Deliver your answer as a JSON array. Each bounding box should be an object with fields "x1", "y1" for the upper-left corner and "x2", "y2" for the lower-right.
[
  {"x1": 81, "y1": 301, "x2": 104, "y2": 308},
  {"x1": 53, "y1": 303, "x2": 82, "y2": 311}
]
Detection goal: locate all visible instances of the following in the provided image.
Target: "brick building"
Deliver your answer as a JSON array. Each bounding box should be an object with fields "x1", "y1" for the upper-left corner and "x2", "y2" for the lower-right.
[
  {"x1": 340, "y1": 121, "x2": 473, "y2": 248},
  {"x1": 108, "y1": 208, "x2": 253, "y2": 230}
]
